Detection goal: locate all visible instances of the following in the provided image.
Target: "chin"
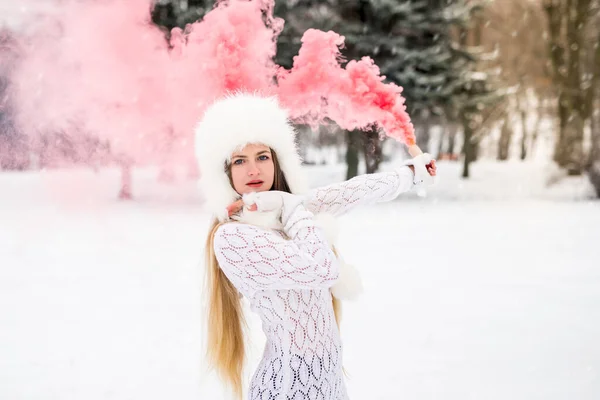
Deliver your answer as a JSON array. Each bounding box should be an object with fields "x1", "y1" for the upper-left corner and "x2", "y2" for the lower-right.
[{"x1": 239, "y1": 186, "x2": 268, "y2": 195}]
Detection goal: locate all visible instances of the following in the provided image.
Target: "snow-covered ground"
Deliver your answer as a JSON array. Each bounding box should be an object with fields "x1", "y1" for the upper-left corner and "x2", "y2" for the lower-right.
[{"x1": 1, "y1": 160, "x2": 599, "y2": 400}]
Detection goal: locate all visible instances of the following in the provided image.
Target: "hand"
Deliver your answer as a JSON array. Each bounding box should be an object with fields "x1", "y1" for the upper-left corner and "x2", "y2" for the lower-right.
[
  {"x1": 404, "y1": 153, "x2": 436, "y2": 186},
  {"x1": 242, "y1": 191, "x2": 305, "y2": 224},
  {"x1": 407, "y1": 145, "x2": 436, "y2": 177},
  {"x1": 408, "y1": 160, "x2": 436, "y2": 176},
  {"x1": 226, "y1": 199, "x2": 257, "y2": 217},
  {"x1": 426, "y1": 159, "x2": 437, "y2": 177},
  {"x1": 226, "y1": 191, "x2": 293, "y2": 218},
  {"x1": 242, "y1": 191, "x2": 287, "y2": 212}
]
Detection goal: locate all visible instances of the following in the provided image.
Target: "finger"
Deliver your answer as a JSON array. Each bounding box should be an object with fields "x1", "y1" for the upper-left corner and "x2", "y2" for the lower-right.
[
  {"x1": 226, "y1": 200, "x2": 243, "y2": 216},
  {"x1": 247, "y1": 204, "x2": 258, "y2": 212},
  {"x1": 226, "y1": 200, "x2": 240, "y2": 212},
  {"x1": 228, "y1": 206, "x2": 240, "y2": 217}
]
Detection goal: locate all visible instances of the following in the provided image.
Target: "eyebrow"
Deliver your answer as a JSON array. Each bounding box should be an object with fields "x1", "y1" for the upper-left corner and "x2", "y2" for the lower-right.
[{"x1": 231, "y1": 150, "x2": 270, "y2": 159}]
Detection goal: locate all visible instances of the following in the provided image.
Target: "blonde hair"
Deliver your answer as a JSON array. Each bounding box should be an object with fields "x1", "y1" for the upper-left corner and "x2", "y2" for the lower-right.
[{"x1": 204, "y1": 148, "x2": 341, "y2": 399}]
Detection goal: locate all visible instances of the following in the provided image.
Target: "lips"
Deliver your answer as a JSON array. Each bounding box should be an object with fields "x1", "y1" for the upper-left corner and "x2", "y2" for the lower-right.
[{"x1": 246, "y1": 180, "x2": 263, "y2": 187}]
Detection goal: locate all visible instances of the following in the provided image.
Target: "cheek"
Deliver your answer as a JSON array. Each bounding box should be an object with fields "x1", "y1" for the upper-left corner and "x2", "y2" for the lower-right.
[
  {"x1": 264, "y1": 162, "x2": 275, "y2": 184},
  {"x1": 230, "y1": 167, "x2": 246, "y2": 192}
]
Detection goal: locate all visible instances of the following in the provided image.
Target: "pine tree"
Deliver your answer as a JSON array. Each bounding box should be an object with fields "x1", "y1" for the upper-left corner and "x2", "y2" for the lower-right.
[
  {"x1": 152, "y1": 0, "x2": 213, "y2": 31},
  {"x1": 276, "y1": 0, "x2": 502, "y2": 177}
]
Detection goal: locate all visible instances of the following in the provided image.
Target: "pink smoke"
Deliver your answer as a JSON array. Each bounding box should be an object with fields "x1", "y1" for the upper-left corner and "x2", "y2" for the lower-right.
[
  {"x1": 12, "y1": 0, "x2": 174, "y2": 166},
  {"x1": 10, "y1": 0, "x2": 415, "y2": 172},
  {"x1": 166, "y1": 0, "x2": 282, "y2": 151},
  {"x1": 276, "y1": 29, "x2": 415, "y2": 145}
]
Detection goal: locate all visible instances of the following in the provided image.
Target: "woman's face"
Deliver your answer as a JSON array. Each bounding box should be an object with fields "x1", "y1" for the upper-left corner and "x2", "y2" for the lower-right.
[{"x1": 230, "y1": 143, "x2": 275, "y2": 195}]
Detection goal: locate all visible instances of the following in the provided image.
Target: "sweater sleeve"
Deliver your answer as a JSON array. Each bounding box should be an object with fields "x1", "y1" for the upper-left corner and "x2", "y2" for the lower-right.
[
  {"x1": 303, "y1": 166, "x2": 414, "y2": 217},
  {"x1": 213, "y1": 203, "x2": 339, "y2": 296}
]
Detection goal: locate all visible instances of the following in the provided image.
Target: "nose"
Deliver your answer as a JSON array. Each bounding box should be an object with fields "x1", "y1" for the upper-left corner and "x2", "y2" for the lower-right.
[{"x1": 247, "y1": 161, "x2": 260, "y2": 176}]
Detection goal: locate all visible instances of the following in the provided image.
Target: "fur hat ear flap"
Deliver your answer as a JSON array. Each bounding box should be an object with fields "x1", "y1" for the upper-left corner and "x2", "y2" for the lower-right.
[
  {"x1": 313, "y1": 213, "x2": 339, "y2": 244},
  {"x1": 314, "y1": 212, "x2": 363, "y2": 301},
  {"x1": 330, "y1": 260, "x2": 363, "y2": 301}
]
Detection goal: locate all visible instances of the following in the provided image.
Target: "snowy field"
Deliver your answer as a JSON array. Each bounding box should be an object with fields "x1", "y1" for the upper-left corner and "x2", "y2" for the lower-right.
[{"x1": 1, "y1": 160, "x2": 599, "y2": 400}]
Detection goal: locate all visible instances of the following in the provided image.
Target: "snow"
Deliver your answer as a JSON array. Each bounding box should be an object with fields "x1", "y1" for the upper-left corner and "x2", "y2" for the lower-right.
[{"x1": 1, "y1": 160, "x2": 599, "y2": 399}]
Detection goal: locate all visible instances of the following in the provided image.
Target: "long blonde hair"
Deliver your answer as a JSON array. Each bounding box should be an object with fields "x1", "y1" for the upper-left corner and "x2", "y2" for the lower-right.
[{"x1": 204, "y1": 149, "x2": 341, "y2": 399}]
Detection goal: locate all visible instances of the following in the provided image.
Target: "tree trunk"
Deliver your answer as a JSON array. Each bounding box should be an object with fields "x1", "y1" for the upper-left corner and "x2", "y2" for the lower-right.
[
  {"x1": 462, "y1": 111, "x2": 475, "y2": 178},
  {"x1": 363, "y1": 129, "x2": 382, "y2": 174},
  {"x1": 345, "y1": 130, "x2": 361, "y2": 180},
  {"x1": 531, "y1": 108, "x2": 543, "y2": 158},
  {"x1": 556, "y1": 112, "x2": 585, "y2": 175},
  {"x1": 497, "y1": 114, "x2": 513, "y2": 161},
  {"x1": 589, "y1": 107, "x2": 599, "y2": 169},
  {"x1": 119, "y1": 160, "x2": 133, "y2": 200},
  {"x1": 472, "y1": 132, "x2": 481, "y2": 162},
  {"x1": 437, "y1": 126, "x2": 446, "y2": 159},
  {"x1": 553, "y1": 94, "x2": 569, "y2": 164},
  {"x1": 588, "y1": 26, "x2": 600, "y2": 196},
  {"x1": 544, "y1": 0, "x2": 591, "y2": 175},
  {"x1": 38, "y1": 135, "x2": 49, "y2": 169},
  {"x1": 560, "y1": 0, "x2": 586, "y2": 174},
  {"x1": 544, "y1": 0, "x2": 566, "y2": 162},
  {"x1": 586, "y1": 29, "x2": 600, "y2": 169},
  {"x1": 520, "y1": 108, "x2": 529, "y2": 160},
  {"x1": 447, "y1": 124, "x2": 458, "y2": 158},
  {"x1": 589, "y1": 161, "x2": 600, "y2": 198}
]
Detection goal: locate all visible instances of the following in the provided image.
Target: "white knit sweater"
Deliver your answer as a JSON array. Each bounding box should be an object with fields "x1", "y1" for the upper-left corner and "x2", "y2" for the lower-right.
[{"x1": 212, "y1": 167, "x2": 414, "y2": 400}]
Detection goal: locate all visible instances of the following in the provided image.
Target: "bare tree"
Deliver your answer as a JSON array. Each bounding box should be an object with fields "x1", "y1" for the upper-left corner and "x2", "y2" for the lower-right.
[
  {"x1": 543, "y1": 0, "x2": 598, "y2": 175},
  {"x1": 587, "y1": 9, "x2": 600, "y2": 169},
  {"x1": 497, "y1": 112, "x2": 514, "y2": 161},
  {"x1": 586, "y1": 5, "x2": 600, "y2": 196},
  {"x1": 456, "y1": 6, "x2": 504, "y2": 178},
  {"x1": 484, "y1": 0, "x2": 552, "y2": 161}
]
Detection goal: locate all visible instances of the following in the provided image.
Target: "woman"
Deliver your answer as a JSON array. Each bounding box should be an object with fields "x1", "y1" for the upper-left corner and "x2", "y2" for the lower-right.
[{"x1": 195, "y1": 93, "x2": 436, "y2": 400}]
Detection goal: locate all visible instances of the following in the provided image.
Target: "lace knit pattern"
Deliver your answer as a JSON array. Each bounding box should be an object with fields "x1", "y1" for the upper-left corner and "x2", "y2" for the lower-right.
[
  {"x1": 303, "y1": 168, "x2": 414, "y2": 217},
  {"x1": 213, "y1": 168, "x2": 413, "y2": 399}
]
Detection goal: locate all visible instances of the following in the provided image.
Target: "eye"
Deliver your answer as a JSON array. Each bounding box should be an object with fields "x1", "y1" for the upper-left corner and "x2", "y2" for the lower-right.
[
  {"x1": 233, "y1": 159, "x2": 244, "y2": 165},
  {"x1": 258, "y1": 155, "x2": 270, "y2": 161}
]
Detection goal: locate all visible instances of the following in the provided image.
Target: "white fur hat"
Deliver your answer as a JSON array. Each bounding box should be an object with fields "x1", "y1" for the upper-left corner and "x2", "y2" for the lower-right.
[{"x1": 194, "y1": 92, "x2": 309, "y2": 221}]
